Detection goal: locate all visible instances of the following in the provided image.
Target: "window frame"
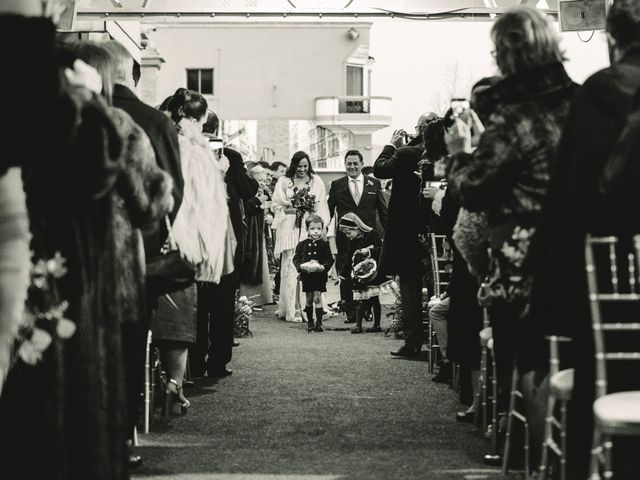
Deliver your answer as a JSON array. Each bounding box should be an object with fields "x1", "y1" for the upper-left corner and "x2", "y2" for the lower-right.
[{"x1": 185, "y1": 68, "x2": 215, "y2": 95}]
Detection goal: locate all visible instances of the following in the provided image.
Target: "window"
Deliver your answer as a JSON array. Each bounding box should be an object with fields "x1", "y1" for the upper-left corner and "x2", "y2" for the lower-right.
[
  {"x1": 186, "y1": 68, "x2": 214, "y2": 94},
  {"x1": 346, "y1": 65, "x2": 364, "y2": 96}
]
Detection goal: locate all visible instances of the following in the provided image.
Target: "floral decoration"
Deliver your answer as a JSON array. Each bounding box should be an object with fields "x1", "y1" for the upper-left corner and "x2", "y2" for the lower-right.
[
  {"x1": 13, "y1": 252, "x2": 75, "y2": 367},
  {"x1": 234, "y1": 294, "x2": 256, "y2": 338}
]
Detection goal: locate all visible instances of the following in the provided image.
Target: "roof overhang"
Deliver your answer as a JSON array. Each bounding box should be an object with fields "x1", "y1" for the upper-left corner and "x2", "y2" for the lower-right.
[{"x1": 76, "y1": 0, "x2": 559, "y2": 22}]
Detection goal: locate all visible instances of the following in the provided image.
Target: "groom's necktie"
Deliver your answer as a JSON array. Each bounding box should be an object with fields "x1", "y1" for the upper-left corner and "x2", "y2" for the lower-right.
[{"x1": 352, "y1": 179, "x2": 361, "y2": 205}]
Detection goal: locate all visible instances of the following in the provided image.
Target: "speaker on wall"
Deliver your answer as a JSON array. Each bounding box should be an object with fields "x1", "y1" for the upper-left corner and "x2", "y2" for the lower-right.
[{"x1": 558, "y1": 0, "x2": 607, "y2": 32}]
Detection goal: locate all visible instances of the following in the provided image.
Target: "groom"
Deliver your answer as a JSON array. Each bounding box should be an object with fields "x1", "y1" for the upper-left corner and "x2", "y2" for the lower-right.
[{"x1": 328, "y1": 150, "x2": 387, "y2": 322}]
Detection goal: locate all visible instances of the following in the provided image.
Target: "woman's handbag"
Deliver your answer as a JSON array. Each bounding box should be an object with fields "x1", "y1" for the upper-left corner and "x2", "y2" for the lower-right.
[{"x1": 146, "y1": 216, "x2": 196, "y2": 296}]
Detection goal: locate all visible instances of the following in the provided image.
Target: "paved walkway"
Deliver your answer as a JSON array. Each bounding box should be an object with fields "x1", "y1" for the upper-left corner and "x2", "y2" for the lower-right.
[{"x1": 133, "y1": 306, "x2": 502, "y2": 480}]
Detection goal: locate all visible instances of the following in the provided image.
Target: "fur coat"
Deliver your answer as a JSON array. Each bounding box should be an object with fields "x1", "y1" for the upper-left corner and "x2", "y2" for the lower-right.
[
  {"x1": 172, "y1": 120, "x2": 235, "y2": 284},
  {"x1": 448, "y1": 62, "x2": 576, "y2": 306},
  {"x1": 109, "y1": 106, "x2": 173, "y2": 324}
]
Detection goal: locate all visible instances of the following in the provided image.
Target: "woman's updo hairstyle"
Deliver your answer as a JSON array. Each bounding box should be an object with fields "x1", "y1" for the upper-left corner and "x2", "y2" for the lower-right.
[
  {"x1": 166, "y1": 88, "x2": 208, "y2": 124},
  {"x1": 491, "y1": 6, "x2": 565, "y2": 77}
]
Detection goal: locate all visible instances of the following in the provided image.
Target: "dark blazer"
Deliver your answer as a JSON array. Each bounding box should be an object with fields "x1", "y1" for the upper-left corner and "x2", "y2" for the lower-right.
[
  {"x1": 328, "y1": 175, "x2": 387, "y2": 269},
  {"x1": 373, "y1": 143, "x2": 428, "y2": 276},
  {"x1": 293, "y1": 238, "x2": 334, "y2": 274},
  {"x1": 223, "y1": 147, "x2": 259, "y2": 269},
  {"x1": 112, "y1": 84, "x2": 183, "y2": 257}
]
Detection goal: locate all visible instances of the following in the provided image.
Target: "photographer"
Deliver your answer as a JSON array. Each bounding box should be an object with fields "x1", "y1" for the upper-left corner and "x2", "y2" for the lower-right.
[{"x1": 373, "y1": 112, "x2": 437, "y2": 357}]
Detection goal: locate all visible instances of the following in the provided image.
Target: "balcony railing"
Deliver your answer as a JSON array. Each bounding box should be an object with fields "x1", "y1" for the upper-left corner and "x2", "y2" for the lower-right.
[
  {"x1": 315, "y1": 96, "x2": 392, "y2": 133},
  {"x1": 340, "y1": 98, "x2": 370, "y2": 113}
]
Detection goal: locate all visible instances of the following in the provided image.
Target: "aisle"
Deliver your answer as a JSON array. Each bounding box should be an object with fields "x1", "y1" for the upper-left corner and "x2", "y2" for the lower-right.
[{"x1": 134, "y1": 307, "x2": 500, "y2": 480}]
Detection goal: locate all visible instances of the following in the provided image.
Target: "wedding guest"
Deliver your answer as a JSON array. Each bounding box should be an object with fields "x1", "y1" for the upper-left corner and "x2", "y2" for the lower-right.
[
  {"x1": 0, "y1": 7, "x2": 131, "y2": 477},
  {"x1": 191, "y1": 110, "x2": 258, "y2": 378},
  {"x1": 338, "y1": 213, "x2": 383, "y2": 334},
  {"x1": 293, "y1": 214, "x2": 334, "y2": 332},
  {"x1": 240, "y1": 164, "x2": 274, "y2": 306},
  {"x1": 155, "y1": 88, "x2": 233, "y2": 407},
  {"x1": 525, "y1": 1, "x2": 640, "y2": 475},
  {"x1": 103, "y1": 39, "x2": 184, "y2": 458},
  {"x1": 374, "y1": 112, "x2": 438, "y2": 357},
  {"x1": 272, "y1": 152, "x2": 330, "y2": 323},
  {"x1": 328, "y1": 150, "x2": 387, "y2": 324},
  {"x1": 445, "y1": 5, "x2": 575, "y2": 464}
]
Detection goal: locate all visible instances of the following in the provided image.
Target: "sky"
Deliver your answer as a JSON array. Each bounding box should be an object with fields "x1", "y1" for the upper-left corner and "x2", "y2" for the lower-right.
[{"x1": 367, "y1": 18, "x2": 610, "y2": 148}]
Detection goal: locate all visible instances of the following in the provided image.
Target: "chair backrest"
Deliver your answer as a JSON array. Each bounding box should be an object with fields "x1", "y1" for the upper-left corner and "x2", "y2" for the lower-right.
[
  {"x1": 430, "y1": 234, "x2": 453, "y2": 297},
  {"x1": 584, "y1": 235, "x2": 640, "y2": 398}
]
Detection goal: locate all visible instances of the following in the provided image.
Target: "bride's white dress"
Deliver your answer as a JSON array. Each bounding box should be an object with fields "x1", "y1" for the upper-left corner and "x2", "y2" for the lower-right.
[{"x1": 271, "y1": 175, "x2": 330, "y2": 322}]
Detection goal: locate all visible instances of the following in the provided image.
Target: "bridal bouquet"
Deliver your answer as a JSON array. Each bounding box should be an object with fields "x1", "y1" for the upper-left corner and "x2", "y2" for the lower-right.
[
  {"x1": 290, "y1": 187, "x2": 317, "y2": 229},
  {"x1": 13, "y1": 252, "x2": 75, "y2": 367}
]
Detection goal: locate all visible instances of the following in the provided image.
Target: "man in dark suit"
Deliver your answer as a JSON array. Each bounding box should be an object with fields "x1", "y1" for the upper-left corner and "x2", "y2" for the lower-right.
[
  {"x1": 328, "y1": 149, "x2": 387, "y2": 323},
  {"x1": 374, "y1": 113, "x2": 437, "y2": 357},
  {"x1": 103, "y1": 40, "x2": 184, "y2": 467},
  {"x1": 192, "y1": 111, "x2": 258, "y2": 378},
  {"x1": 524, "y1": 2, "x2": 640, "y2": 476}
]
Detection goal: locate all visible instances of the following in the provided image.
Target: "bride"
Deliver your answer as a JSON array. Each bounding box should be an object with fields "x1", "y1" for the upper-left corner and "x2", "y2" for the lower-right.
[{"x1": 272, "y1": 151, "x2": 330, "y2": 322}]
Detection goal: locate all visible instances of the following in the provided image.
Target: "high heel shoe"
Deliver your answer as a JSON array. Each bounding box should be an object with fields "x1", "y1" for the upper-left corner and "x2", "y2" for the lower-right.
[{"x1": 163, "y1": 379, "x2": 190, "y2": 417}]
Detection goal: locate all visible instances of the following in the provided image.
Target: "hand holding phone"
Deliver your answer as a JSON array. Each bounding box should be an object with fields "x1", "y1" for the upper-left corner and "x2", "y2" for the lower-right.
[
  {"x1": 209, "y1": 138, "x2": 224, "y2": 158},
  {"x1": 450, "y1": 98, "x2": 471, "y2": 122}
]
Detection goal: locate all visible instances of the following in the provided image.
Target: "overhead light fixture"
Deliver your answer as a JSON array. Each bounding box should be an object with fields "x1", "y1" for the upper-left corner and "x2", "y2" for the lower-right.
[
  {"x1": 536, "y1": 0, "x2": 550, "y2": 9},
  {"x1": 347, "y1": 27, "x2": 359, "y2": 40}
]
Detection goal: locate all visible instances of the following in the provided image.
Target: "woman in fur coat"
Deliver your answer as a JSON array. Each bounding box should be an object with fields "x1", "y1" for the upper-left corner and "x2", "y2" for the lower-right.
[{"x1": 152, "y1": 88, "x2": 234, "y2": 413}]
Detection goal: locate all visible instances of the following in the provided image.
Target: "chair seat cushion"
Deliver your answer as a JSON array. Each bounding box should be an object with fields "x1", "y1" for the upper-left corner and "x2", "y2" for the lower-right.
[
  {"x1": 594, "y1": 391, "x2": 640, "y2": 435},
  {"x1": 550, "y1": 368, "x2": 574, "y2": 401}
]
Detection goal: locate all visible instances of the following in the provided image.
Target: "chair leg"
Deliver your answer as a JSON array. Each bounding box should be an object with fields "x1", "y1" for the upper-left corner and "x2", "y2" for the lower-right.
[
  {"x1": 480, "y1": 347, "x2": 488, "y2": 433},
  {"x1": 590, "y1": 427, "x2": 602, "y2": 480},
  {"x1": 490, "y1": 356, "x2": 499, "y2": 454},
  {"x1": 524, "y1": 418, "x2": 531, "y2": 480},
  {"x1": 539, "y1": 394, "x2": 556, "y2": 479},
  {"x1": 502, "y1": 370, "x2": 519, "y2": 475},
  {"x1": 143, "y1": 330, "x2": 152, "y2": 434},
  {"x1": 603, "y1": 435, "x2": 613, "y2": 480},
  {"x1": 427, "y1": 320, "x2": 433, "y2": 374},
  {"x1": 559, "y1": 399, "x2": 568, "y2": 480}
]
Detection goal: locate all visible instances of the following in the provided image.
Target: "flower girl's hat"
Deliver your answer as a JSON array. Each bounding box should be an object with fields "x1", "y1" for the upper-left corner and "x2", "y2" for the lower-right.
[{"x1": 339, "y1": 212, "x2": 373, "y2": 233}]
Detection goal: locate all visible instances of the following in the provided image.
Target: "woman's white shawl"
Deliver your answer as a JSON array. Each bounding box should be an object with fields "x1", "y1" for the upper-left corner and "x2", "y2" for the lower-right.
[{"x1": 171, "y1": 120, "x2": 236, "y2": 283}]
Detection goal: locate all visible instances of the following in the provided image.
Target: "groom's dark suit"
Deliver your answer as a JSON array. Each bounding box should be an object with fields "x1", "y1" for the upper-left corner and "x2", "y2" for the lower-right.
[{"x1": 328, "y1": 175, "x2": 387, "y2": 320}]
